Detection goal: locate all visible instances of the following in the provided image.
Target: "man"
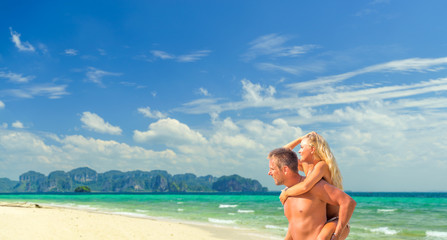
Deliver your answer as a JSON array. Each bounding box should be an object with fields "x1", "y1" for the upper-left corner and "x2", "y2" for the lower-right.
[{"x1": 268, "y1": 148, "x2": 356, "y2": 240}]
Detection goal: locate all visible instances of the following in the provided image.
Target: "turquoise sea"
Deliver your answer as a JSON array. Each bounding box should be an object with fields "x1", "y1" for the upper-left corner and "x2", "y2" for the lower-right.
[{"x1": 1, "y1": 192, "x2": 446, "y2": 239}]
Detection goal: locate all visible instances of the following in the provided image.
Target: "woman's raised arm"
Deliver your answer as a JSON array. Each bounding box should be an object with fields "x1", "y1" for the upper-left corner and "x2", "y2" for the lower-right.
[
  {"x1": 282, "y1": 132, "x2": 316, "y2": 151},
  {"x1": 282, "y1": 136, "x2": 303, "y2": 151}
]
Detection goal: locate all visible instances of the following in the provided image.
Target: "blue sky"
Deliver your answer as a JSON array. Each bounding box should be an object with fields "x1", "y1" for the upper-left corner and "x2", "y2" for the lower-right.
[{"x1": 1, "y1": 0, "x2": 447, "y2": 191}]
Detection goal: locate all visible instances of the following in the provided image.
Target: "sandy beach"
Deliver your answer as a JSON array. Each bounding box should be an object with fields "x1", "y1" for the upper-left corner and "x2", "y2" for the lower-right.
[{"x1": 0, "y1": 202, "x2": 264, "y2": 240}]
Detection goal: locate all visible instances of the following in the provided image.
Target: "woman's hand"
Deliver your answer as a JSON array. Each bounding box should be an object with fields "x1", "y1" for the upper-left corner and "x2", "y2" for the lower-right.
[
  {"x1": 279, "y1": 189, "x2": 289, "y2": 205},
  {"x1": 330, "y1": 233, "x2": 338, "y2": 240}
]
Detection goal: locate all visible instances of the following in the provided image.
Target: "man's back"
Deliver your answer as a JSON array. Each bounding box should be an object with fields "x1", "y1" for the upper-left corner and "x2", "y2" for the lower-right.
[{"x1": 284, "y1": 186, "x2": 327, "y2": 240}]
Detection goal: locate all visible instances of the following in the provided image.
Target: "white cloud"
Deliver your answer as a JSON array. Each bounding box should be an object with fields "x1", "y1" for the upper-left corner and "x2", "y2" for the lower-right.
[
  {"x1": 0, "y1": 129, "x2": 177, "y2": 179},
  {"x1": 64, "y1": 49, "x2": 78, "y2": 56},
  {"x1": 243, "y1": 33, "x2": 318, "y2": 60},
  {"x1": 0, "y1": 71, "x2": 35, "y2": 83},
  {"x1": 241, "y1": 79, "x2": 276, "y2": 104},
  {"x1": 256, "y1": 63, "x2": 300, "y2": 75},
  {"x1": 28, "y1": 84, "x2": 69, "y2": 99},
  {"x1": 133, "y1": 118, "x2": 207, "y2": 147},
  {"x1": 81, "y1": 112, "x2": 122, "y2": 135},
  {"x1": 256, "y1": 62, "x2": 326, "y2": 75},
  {"x1": 9, "y1": 27, "x2": 35, "y2": 52},
  {"x1": 2, "y1": 84, "x2": 69, "y2": 99},
  {"x1": 61, "y1": 135, "x2": 175, "y2": 161},
  {"x1": 198, "y1": 87, "x2": 210, "y2": 96},
  {"x1": 177, "y1": 50, "x2": 211, "y2": 62},
  {"x1": 12, "y1": 121, "x2": 24, "y2": 129},
  {"x1": 85, "y1": 67, "x2": 122, "y2": 87},
  {"x1": 138, "y1": 106, "x2": 167, "y2": 119},
  {"x1": 151, "y1": 50, "x2": 174, "y2": 60},
  {"x1": 98, "y1": 48, "x2": 106, "y2": 56},
  {"x1": 288, "y1": 57, "x2": 447, "y2": 91},
  {"x1": 0, "y1": 100, "x2": 4, "y2": 109},
  {"x1": 151, "y1": 50, "x2": 211, "y2": 62},
  {"x1": 38, "y1": 43, "x2": 48, "y2": 54},
  {"x1": 179, "y1": 63, "x2": 447, "y2": 116}
]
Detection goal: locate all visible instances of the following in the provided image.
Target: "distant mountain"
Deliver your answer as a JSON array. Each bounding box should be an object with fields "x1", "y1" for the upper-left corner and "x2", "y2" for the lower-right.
[
  {"x1": 0, "y1": 167, "x2": 268, "y2": 193},
  {"x1": 0, "y1": 178, "x2": 19, "y2": 191}
]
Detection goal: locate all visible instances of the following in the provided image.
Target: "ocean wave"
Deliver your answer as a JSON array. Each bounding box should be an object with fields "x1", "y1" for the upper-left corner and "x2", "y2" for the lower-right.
[
  {"x1": 219, "y1": 204, "x2": 238, "y2": 208},
  {"x1": 208, "y1": 218, "x2": 236, "y2": 224},
  {"x1": 237, "y1": 209, "x2": 254, "y2": 213},
  {"x1": 265, "y1": 225, "x2": 288, "y2": 231},
  {"x1": 370, "y1": 227, "x2": 399, "y2": 235},
  {"x1": 377, "y1": 209, "x2": 396, "y2": 213},
  {"x1": 426, "y1": 231, "x2": 447, "y2": 238},
  {"x1": 135, "y1": 209, "x2": 148, "y2": 213},
  {"x1": 111, "y1": 211, "x2": 149, "y2": 218}
]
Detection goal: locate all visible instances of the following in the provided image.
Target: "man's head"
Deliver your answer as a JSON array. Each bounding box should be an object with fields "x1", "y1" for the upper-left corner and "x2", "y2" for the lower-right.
[{"x1": 268, "y1": 148, "x2": 298, "y2": 185}]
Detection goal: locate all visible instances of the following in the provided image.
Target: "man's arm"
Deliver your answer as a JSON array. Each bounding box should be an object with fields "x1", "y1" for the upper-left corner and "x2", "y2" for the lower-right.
[{"x1": 312, "y1": 180, "x2": 356, "y2": 239}]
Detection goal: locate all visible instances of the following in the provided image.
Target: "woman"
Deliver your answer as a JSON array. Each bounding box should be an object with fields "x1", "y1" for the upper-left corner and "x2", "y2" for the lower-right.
[{"x1": 281, "y1": 132, "x2": 349, "y2": 240}]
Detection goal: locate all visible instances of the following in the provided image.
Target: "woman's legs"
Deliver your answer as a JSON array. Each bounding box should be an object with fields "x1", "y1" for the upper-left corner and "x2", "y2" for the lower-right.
[
  {"x1": 316, "y1": 221, "x2": 336, "y2": 240},
  {"x1": 316, "y1": 219, "x2": 350, "y2": 240}
]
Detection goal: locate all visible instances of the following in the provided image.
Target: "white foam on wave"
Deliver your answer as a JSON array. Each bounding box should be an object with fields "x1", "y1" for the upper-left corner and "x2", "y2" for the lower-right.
[
  {"x1": 112, "y1": 211, "x2": 149, "y2": 218},
  {"x1": 135, "y1": 209, "x2": 148, "y2": 213},
  {"x1": 370, "y1": 227, "x2": 399, "y2": 235},
  {"x1": 237, "y1": 209, "x2": 254, "y2": 213},
  {"x1": 177, "y1": 208, "x2": 184, "y2": 212},
  {"x1": 426, "y1": 231, "x2": 447, "y2": 238},
  {"x1": 219, "y1": 204, "x2": 238, "y2": 208},
  {"x1": 377, "y1": 209, "x2": 396, "y2": 213},
  {"x1": 77, "y1": 204, "x2": 98, "y2": 210},
  {"x1": 208, "y1": 218, "x2": 236, "y2": 224},
  {"x1": 265, "y1": 225, "x2": 288, "y2": 231}
]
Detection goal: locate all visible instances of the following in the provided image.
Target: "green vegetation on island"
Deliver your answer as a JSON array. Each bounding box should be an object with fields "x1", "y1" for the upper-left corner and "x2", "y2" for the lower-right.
[
  {"x1": 74, "y1": 186, "x2": 91, "y2": 193},
  {"x1": 0, "y1": 167, "x2": 268, "y2": 193}
]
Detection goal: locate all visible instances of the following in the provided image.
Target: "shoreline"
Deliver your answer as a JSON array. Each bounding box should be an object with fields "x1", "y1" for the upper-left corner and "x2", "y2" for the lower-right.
[{"x1": 0, "y1": 202, "x2": 277, "y2": 240}]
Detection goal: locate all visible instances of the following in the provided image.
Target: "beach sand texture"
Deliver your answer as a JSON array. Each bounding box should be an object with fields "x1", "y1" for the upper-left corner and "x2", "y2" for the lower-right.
[{"x1": 0, "y1": 202, "x2": 261, "y2": 240}]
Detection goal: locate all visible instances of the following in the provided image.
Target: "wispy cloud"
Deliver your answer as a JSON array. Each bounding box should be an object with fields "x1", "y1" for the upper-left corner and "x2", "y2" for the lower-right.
[
  {"x1": 288, "y1": 57, "x2": 447, "y2": 92},
  {"x1": 1, "y1": 84, "x2": 69, "y2": 99},
  {"x1": 27, "y1": 85, "x2": 69, "y2": 99},
  {"x1": 177, "y1": 50, "x2": 211, "y2": 62},
  {"x1": 198, "y1": 87, "x2": 210, "y2": 96},
  {"x1": 0, "y1": 101, "x2": 4, "y2": 109},
  {"x1": 85, "y1": 67, "x2": 122, "y2": 87},
  {"x1": 178, "y1": 73, "x2": 447, "y2": 117},
  {"x1": 9, "y1": 27, "x2": 35, "y2": 52},
  {"x1": 151, "y1": 50, "x2": 211, "y2": 62},
  {"x1": 151, "y1": 50, "x2": 174, "y2": 60},
  {"x1": 98, "y1": 48, "x2": 106, "y2": 56},
  {"x1": 0, "y1": 71, "x2": 35, "y2": 83},
  {"x1": 64, "y1": 49, "x2": 78, "y2": 56},
  {"x1": 81, "y1": 112, "x2": 122, "y2": 135},
  {"x1": 256, "y1": 63, "x2": 301, "y2": 75},
  {"x1": 243, "y1": 34, "x2": 318, "y2": 61},
  {"x1": 138, "y1": 106, "x2": 167, "y2": 119}
]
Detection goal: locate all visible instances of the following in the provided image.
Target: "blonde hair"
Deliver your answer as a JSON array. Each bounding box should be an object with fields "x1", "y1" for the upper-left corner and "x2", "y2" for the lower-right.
[{"x1": 305, "y1": 132, "x2": 343, "y2": 190}]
